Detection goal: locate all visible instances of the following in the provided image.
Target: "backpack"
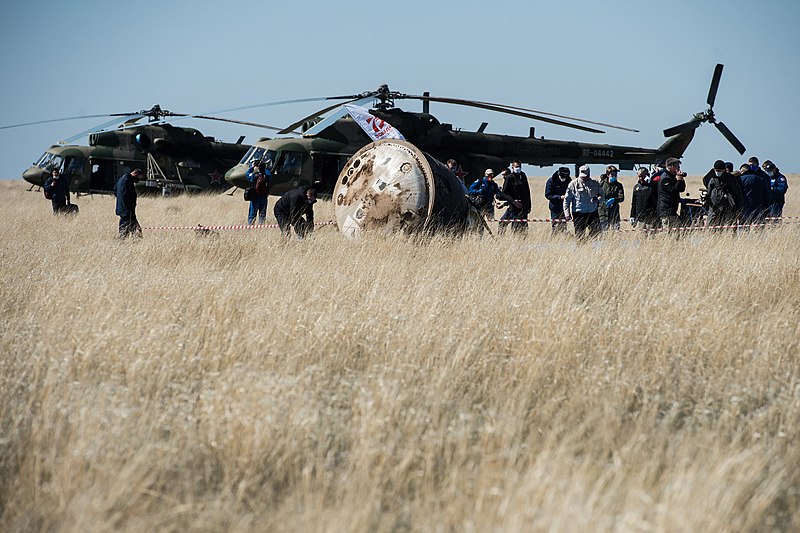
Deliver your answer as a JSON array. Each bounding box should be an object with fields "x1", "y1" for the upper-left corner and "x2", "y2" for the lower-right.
[
  {"x1": 708, "y1": 176, "x2": 733, "y2": 209},
  {"x1": 255, "y1": 173, "x2": 269, "y2": 197},
  {"x1": 43, "y1": 178, "x2": 52, "y2": 200},
  {"x1": 243, "y1": 187, "x2": 254, "y2": 201}
]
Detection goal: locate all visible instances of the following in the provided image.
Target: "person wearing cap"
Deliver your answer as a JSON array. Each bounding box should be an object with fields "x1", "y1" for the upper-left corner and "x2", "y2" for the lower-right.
[
  {"x1": 656, "y1": 157, "x2": 686, "y2": 229},
  {"x1": 630, "y1": 167, "x2": 658, "y2": 232},
  {"x1": 497, "y1": 160, "x2": 532, "y2": 234},
  {"x1": 704, "y1": 159, "x2": 743, "y2": 228},
  {"x1": 467, "y1": 168, "x2": 500, "y2": 221},
  {"x1": 274, "y1": 186, "x2": 316, "y2": 239},
  {"x1": 544, "y1": 166, "x2": 571, "y2": 234},
  {"x1": 114, "y1": 168, "x2": 143, "y2": 238},
  {"x1": 763, "y1": 160, "x2": 788, "y2": 219},
  {"x1": 598, "y1": 165, "x2": 625, "y2": 231},
  {"x1": 739, "y1": 161, "x2": 770, "y2": 223},
  {"x1": 563, "y1": 164, "x2": 604, "y2": 240}
]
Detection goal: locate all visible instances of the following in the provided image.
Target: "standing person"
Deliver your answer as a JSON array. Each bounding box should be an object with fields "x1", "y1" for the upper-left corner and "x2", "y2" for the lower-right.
[
  {"x1": 497, "y1": 160, "x2": 531, "y2": 234},
  {"x1": 467, "y1": 169, "x2": 500, "y2": 222},
  {"x1": 563, "y1": 165, "x2": 604, "y2": 240},
  {"x1": 630, "y1": 168, "x2": 658, "y2": 232},
  {"x1": 657, "y1": 158, "x2": 686, "y2": 229},
  {"x1": 274, "y1": 187, "x2": 317, "y2": 239},
  {"x1": 739, "y1": 163, "x2": 770, "y2": 223},
  {"x1": 114, "y1": 168, "x2": 143, "y2": 238},
  {"x1": 544, "y1": 166, "x2": 571, "y2": 234},
  {"x1": 43, "y1": 167, "x2": 70, "y2": 214},
  {"x1": 704, "y1": 160, "x2": 744, "y2": 227},
  {"x1": 598, "y1": 165, "x2": 625, "y2": 231},
  {"x1": 247, "y1": 159, "x2": 270, "y2": 225},
  {"x1": 763, "y1": 160, "x2": 788, "y2": 219}
]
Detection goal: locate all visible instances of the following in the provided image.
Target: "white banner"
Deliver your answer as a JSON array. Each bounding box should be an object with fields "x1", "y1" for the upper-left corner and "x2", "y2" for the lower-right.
[{"x1": 344, "y1": 104, "x2": 405, "y2": 142}]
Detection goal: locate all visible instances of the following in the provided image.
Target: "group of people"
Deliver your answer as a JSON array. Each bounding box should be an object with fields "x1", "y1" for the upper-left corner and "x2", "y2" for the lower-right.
[
  {"x1": 459, "y1": 155, "x2": 788, "y2": 239},
  {"x1": 245, "y1": 158, "x2": 317, "y2": 238},
  {"x1": 107, "y1": 160, "x2": 317, "y2": 240},
  {"x1": 46, "y1": 155, "x2": 788, "y2": 241}
]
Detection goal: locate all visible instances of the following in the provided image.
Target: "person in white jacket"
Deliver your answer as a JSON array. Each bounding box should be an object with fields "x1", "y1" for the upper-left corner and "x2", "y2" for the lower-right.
[{"x1": 563, "y1": 165, "x2": 605, "y2": 240}]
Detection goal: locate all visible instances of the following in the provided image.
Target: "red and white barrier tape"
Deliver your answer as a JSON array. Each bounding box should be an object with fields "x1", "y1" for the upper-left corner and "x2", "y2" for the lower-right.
[
  {"x1": 491, "y1": 216, "x2": 797, "y2": 224},
  {"x1": 143, "y1": 220, "x2": 337, "y2": 231}
]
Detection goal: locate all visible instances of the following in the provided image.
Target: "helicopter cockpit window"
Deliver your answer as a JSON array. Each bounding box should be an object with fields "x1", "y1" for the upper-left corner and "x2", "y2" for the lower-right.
[
  {"x1": 50, "y1": 155, "x2": 63, "y2": 170},
  {"x1": 278, "y1": 151, "x2": 303, "y2": 176},
  {"x1": 36, "y1": 152, "x2": 54, "y2": 168},
  {"x1": 240, "y1": 146, "x2": 265, "y2": 166}
]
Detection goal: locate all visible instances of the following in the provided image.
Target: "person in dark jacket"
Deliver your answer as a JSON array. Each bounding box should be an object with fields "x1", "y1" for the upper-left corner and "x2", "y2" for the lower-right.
[
  {"x1": 630, "y1": 168, "x2": 657, "y2": 232},
  {"x1": 657, "y1": 158, "x2": 686, "y2": 228},
  {"x1": 704, "y1": 159, "x2": 744, "y2": 227},
  {"x1": 43, "y1": 167, "x2": 70, "y2": 214},
  {"x1": 497, "y1": 160, "x2": 532, "y2": 234},
  {"x1": 274, "y1": 187, "x2": 316, "y2": 238},
  {"x1": 763, "y1": 160, "x2": 788, "y2": 218},
  {"x1": 114, "y1": 168, "x2": 143, "y2": 238},
  {"x1": 598, "y1": 165, "x2": 625, "y2": 231},
  {"x1": 739, "y1": 163, "x2": 770, "y2": 223},
  {"x1": 544, "y1": 167, "x2": 571, "y2": 234}
]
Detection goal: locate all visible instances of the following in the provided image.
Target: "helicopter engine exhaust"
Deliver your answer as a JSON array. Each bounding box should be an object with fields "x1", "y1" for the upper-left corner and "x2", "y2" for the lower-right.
[{"x1": 333, "y1": 139, "x2": 479, "y2": 238}]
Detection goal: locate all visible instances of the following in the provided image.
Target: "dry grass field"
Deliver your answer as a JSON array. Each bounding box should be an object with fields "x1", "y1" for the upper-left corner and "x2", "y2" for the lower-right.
[{"x1": 1, "y1": 174, "x2": 799, "y2": 532}]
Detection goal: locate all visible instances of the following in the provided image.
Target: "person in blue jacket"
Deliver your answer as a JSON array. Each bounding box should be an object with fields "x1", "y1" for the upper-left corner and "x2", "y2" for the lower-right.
[
  {"x1": 544, "y1": 167, "x2": 571, "y2": 233},
  {"x1": 763, "y1": 160, "x2": 788, "y2": 218},
  {"x1": 467, "y1": 168, "x2": 500, "y2": 221},
  {"x1": 738, "y1": 163, "x2": 770, "y2": 223},
  {"x1": 114, "y1": 168, "x2": 143, "y2": 238}
]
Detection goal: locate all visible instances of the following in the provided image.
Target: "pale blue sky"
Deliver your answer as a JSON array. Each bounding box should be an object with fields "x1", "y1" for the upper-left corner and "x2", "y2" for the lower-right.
[{"x1": 1, "y1": 0, "x2": 798, "y2": 178}]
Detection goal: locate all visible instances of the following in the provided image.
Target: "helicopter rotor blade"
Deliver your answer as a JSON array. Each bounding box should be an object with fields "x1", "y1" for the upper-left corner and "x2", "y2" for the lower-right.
[
  {"x1": 714, "y1": 121, "x2": 746, "y2": 155},
  {"x1": 188, "y1": 96, "x2": 338, "y2": 118},
  {"x1": 0, "y1": 113, "x2": 128, "y2": 131},
  {"x1": 190, "y1": 115, "x2": 294, "y2": 133},
  {"x1": 663, "y1": 117, "x2": 703, "y2": 137},
  {"x1": 428, "y1": 97, "x2": 639, "y2": 132},
  {"x1": 707, "y1": 63, "x2": 724, "y2": 108},
  {"x1": 401, "y1": 94, "x2": 605, "y2": 133},
  {"x1": 59, "y1": 115, "x2": 145, "y2": 143},
  {"x1": 278, "y1": 97, "x2": 365, "y2": 134},
  {"x1": 301, "y1": 97, "x2": 377, "y2": 137}
]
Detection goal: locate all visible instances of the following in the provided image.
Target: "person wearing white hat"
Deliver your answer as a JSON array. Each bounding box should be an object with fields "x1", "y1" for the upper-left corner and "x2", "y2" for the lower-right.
[
  {"x1": 467, "y1": 168, "x2": 500, "y2": 221},
  {"x1": 563, "y1": 165, "x2": 604, "y2": 240}
]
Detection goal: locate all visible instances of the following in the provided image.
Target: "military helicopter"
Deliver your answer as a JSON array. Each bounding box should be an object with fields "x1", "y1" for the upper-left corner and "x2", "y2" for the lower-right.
[
  {"x1": 6, "y1": 105, "x2": 282, "y2": 195},
  {"x1": 224, "y1": 64, "x2": 744, "y2": 195}
]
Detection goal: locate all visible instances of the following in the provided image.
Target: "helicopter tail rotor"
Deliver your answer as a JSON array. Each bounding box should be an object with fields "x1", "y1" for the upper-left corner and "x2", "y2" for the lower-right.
[{"x1": 662, "y1": 64, "x2": 745, "y2": 155}]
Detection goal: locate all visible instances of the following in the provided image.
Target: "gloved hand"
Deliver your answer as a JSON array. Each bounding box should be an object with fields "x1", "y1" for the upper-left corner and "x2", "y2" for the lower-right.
[
  {"x1": 630, "y1": 218, "x2": 637, "y2": 228},
  {"x1": 605, "y1": 198, "x2": 616, "y2": 207}
]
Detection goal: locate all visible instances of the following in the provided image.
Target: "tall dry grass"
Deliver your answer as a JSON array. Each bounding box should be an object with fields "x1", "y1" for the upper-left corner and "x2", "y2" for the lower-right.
[{"x1": 1, "y1": 176, "x2": 799, "y2": 532}]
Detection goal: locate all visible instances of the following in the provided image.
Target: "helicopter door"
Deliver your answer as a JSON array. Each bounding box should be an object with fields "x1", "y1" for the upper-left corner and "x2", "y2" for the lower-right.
[
  {"x1": 90, "y1": 159, "x2": 118, "y2": 191},
  {"x1": 313, "y1": 153, "x2": 349, "y2": 194},
  {"x1": 63, "y1": 156, "x2": 85, "y2": 191}
]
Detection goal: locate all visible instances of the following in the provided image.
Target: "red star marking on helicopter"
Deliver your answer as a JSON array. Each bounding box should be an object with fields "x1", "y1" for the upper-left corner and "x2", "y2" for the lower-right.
[{"x1": 208, "y1": 169, "x2": 222, "y2": 184}]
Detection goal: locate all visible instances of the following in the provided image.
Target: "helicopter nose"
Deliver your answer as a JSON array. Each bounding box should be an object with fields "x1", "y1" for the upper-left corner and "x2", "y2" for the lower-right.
[
  {"x1": 22, "y1": 166, "x2": 45, "y2": 186},
  {"x1": 224, "y1": 165, "x2": 250, "y2": 189}
]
